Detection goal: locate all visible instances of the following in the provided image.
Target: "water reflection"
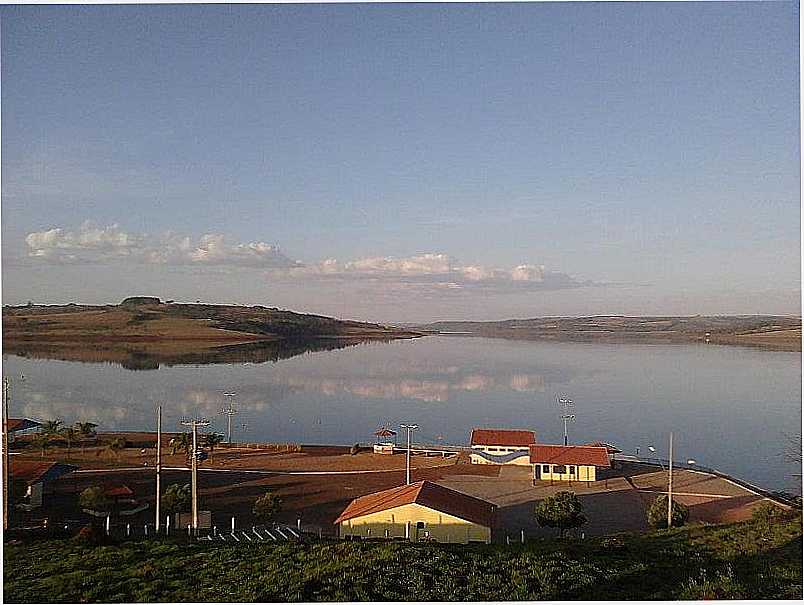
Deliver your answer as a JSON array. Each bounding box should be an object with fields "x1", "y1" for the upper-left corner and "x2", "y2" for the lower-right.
[
  {"x1": 2, "y1": 337, "x2": 800, "y2": 490},
  {"x1": 3, "y1": 338, "x2": 376, "y2": 370}
]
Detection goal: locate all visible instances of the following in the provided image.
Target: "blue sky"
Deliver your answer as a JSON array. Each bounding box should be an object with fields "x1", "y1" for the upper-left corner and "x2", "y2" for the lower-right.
[{"x1": 1, "y1": 2, "x2": 800, "y2": 322}]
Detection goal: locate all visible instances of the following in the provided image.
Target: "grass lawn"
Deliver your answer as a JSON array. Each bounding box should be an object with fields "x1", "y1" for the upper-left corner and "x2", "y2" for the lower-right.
[{"x1": 4, "y1": 514, "x2": 801, "y2": 602}]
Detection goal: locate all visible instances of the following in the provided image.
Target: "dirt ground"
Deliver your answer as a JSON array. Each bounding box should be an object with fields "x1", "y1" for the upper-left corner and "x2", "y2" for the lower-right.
[{"x1": 14, "y1": 443, "x2": 780, "y2": 540}]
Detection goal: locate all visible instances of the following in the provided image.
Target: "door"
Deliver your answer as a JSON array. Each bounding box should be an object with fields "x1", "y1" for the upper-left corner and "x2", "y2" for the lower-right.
[{"x1": 533, "y1": 464, "x2": 541, "y2": 480}]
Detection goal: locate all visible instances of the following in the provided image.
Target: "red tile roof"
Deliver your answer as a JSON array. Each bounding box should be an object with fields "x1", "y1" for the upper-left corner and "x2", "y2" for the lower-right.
[
  {"x1": 584, "y1": 441, "x2": 622, "y2": 454},
  {"x1": 334, "y1": 480, "x2": 495, "y2": 527},
  {"x1": 10, "y1": 460, "x2": 76, "y2": 485},
  {"x1": 470, "y1": 428, "x2": 537, "y2": 447},
  {"x1": 104, "y1": 485, "x2": 134, "y2": 498},
  {"x1": 529, "y1": 444, "x2": 611, "y2": 466},
  {"x1": 7, "y1": 418, "x2": 41, "y2": 432}
]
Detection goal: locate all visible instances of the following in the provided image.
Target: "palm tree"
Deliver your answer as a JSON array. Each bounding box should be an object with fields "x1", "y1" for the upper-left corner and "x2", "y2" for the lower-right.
[
  {"x1": 202, "y1": 432, "x2": 225, "y2": 461},
  {"x1": 60, "y1": 427, "x2": 79, "y2": 461},
  {"x1": 74, "y1": 421, "x2": 98, "y2": 455},
  {"x1": 74, "y1": 422, "x2": 98, "y2": 438},
  {"x1": 40, "y1": 419, "x2": 64, "y2": 437},
  {"x1": 170, "y1": 433, "x2": 192, "y2": 456}
]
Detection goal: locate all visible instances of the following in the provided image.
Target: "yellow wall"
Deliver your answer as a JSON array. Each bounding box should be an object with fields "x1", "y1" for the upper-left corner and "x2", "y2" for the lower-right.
[
  {"x1": 534, "y1": 463, "x2": 597, "y2": 482},
  {"x1": 339, "y1": 502, "x2": 491, "y2": 544}
]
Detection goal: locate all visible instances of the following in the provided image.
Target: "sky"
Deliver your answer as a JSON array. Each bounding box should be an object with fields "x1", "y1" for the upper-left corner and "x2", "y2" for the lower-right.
[{"x1": 1, "y1": 2, "x2": 800, "y2": 323}]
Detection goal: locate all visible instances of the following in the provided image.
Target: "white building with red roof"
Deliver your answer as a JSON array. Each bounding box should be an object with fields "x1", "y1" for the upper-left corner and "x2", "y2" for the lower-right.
[{"x1": 469, "y1": 428, "x2": 537, "y2": 465}]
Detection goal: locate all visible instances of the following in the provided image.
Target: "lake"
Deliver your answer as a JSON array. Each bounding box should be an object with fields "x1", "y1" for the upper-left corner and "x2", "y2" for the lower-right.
[{"x1": 3, "y1": 336, "x2": 801, "y2": 491}]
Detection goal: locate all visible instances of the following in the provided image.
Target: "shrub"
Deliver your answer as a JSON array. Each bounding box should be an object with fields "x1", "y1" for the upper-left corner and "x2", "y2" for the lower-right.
[
  {"x1": 254, "y1": 492, "x2": 283, "y2": 525},
  {"x1": 679, "y1": 565, "x2": 746, "y2": 599},
  {"x1": 161, "y1": 483, "x2": 191, "y2": 515},
  {"x1": 79, "y1": 486, "x2": 110, "y2": 513},
  {"x1": 647, "y1": 495, "x2": 689, "y2": 529},
  {"x1": 535, "y1": 491, "x2": 587, "y2": 537},
  {"x1": 751, "y1": 501, "x2": 789, "y2": 525},
  {"x1": 73, "y1": 525, "x2": 105, "y2": 545}
]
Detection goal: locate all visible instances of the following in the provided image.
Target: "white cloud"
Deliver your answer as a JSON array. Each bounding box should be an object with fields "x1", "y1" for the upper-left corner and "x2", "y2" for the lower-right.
[
  {"x1": 24, "y1": 222, "x2": 298, "y2": 269},
  {"x1": 23, "y1": 222, "x2": 586, "y2": 291},
  {"x1": 280, "y1": 253, "x2": 575, "y2": 290}
]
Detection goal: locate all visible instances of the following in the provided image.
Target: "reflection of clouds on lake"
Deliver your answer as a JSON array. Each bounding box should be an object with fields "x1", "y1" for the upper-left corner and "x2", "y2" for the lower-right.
[
  {"x1": 273, "y1": 371, "x2": 545, "y2": 403},
  {"x1": 20, "y1": 391, "x2": 130, "y2": 427},
  {"x1": 509, "y1": 374, "x2": 546, "y2": 392}
]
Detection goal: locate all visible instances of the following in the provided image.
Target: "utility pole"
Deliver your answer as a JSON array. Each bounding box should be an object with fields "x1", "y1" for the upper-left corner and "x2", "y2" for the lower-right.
[
  {"x1": 155, "y1": 405, "x2": 162, "y2": 533},
  {"x1": 3, "y1": 377, "x2": 10, "y2": 531},
  {"x1": 400, "y1": 424, "x2": 418, "y2": 485},
  {"x1": 558, "y1": 396, "x2": 575, "y2": 446},
  {"x1": 667, "y1": 431, "x2": 674, "y2": 529},
  {"x1": 180, "y1": 417, "x2": 209, "y2": 532},
  {"x1": 220, "y1": 392, "x2": 237, "y2": 444}
]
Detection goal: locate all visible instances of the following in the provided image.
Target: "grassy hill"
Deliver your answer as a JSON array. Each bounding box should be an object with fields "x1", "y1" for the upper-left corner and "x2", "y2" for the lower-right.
[
  {"x1": 2, "y1": 298, "x2": 421, "y2": 358},
  {"x1": 419, "y1": 315, "x2": 802, "y2": 351},
  {"x1": 4, "y1": 514, "x2": 801, "y2": 602}
]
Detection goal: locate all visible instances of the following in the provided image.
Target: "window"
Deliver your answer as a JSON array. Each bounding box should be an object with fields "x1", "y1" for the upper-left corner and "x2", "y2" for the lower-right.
[
  {"x1": 553, "y1": 464, "x2": 567, "y2": 474},
  {"x1": 569, "y1": 465, "x2": 576, "y2": 475},
  {"x1": 416, "y1": 521, "x2": 426, "y2": 530},
  {"x1": 542, "y1": 464, "x2": 550, "y2": 473}
]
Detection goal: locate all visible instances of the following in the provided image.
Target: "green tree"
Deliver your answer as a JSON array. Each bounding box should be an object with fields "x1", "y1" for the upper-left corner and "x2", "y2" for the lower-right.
[
  {"x1": 162, "y1": 483, "x2": 191, "y2": 515},
  {"x1": 253, "y1": 492, "x2": 283, "y2": 525},
  {"x1": 75, "y1": 421, "x2": 98, "y2": 437},
  {"x1": 535, "y1": 491, "x2": 587, "y2": 537},
  {"x1": 751, "y1": 501, "x2": 788, "y2": 526},
  {"x1": 74, "y1": 422, "x2": 98, "y2": 455},
  {"x1": 202, "y1": 432, "x2": 225, "y2": 460},
  {"x1": 647, "y1": 495, "x2": 689, "y2": 529},
  {"x1": 79, "y1": 486, "x2": 111, "y2": 513},
  {"x1": 171, "y1": 433, "x2": 192, "y2": 456},
  {"x1": 40, "y1": 419, "x2": 64, "y2": 437},
  {"x1": 60, "y1": 426, "x2": 79, "y2": 461}
]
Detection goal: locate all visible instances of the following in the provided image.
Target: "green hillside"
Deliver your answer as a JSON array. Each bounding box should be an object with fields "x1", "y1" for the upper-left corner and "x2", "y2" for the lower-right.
[{"x1": 4, "y1": 514, "x2": 801, "y2": 602}]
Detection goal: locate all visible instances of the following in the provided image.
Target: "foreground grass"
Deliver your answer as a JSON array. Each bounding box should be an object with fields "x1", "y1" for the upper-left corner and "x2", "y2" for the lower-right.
[{"x1": 4, "y1": 515, "x2": 802, "y2": 602}]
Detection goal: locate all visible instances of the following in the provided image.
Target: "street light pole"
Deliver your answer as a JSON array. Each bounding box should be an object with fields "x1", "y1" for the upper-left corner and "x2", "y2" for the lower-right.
[
  {"x1": 3, "y1": 377, "x2": 10, "y2": 531},
  {"x1": 558, "y1": 397, "x2": 575, "y2": 446},
  {"x1": 667, "y1": 431, "x2": 674, "y2": 529},
  {"x1": 400, "y1": 424, "x2": 418, "y2": 485},
  {"x1": 180, "y1": 417, "x2": 209, "y2": 532},
  {"x1": 220, "y1": 392, "x2": 237, "y2": 444},
  {"x1": 155, "y1": 405, "x2": 162, "y2": 532}
]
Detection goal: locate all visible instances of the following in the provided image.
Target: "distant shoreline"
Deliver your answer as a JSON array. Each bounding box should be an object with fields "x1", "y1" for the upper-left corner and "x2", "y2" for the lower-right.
[{"x1": 416, "y1": 315, "x2": 802, "y2": 352}]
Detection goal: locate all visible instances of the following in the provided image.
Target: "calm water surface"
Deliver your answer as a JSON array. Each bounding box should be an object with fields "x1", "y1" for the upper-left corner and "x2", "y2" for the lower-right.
[{"x1": 3, "y1": 336, "x2": 801, "y2": 490}]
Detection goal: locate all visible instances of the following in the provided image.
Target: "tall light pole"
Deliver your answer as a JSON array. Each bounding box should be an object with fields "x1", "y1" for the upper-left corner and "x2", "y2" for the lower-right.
[
  {"x1": 400, "y1": 424, "x2": 418, "y2": 485},
  {"x1": 3, "y1": 377, "x2": 10, "y2": 531},
  {"x1": 667, "y1": 431, "x2": 674, "y2": 529},
  {"x1": 220, "y1": 392, "x2": 237, "y2": 444},
  {"x1": 180, "y1": 416, "x2": 209, "y2": 532},
  {"x1": 155, "y1": 405, "x2": 162, "y2": 532},
  {"x1": 558, "y1": 396, "x2": 575, "y2": 446}
]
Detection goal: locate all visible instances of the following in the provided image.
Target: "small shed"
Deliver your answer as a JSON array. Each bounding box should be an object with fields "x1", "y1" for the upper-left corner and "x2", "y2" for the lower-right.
[{"x1": 335, "y1": 480, "x2": 495, "y2": 544}]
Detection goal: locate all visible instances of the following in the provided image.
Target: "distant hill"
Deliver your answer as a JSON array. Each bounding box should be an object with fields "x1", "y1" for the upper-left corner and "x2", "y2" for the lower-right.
[
  {"x1": 2, "y1": 299, "x2": 422, "y2": 349},
  {"x1": 416, "y1": 315, "x2": 801, "y2": 351}
]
